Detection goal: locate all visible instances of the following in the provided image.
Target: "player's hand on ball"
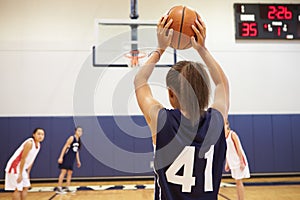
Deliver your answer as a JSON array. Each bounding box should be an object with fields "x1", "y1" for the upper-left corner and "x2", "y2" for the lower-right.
[
  {"x1": 157, "y1": 15, "x2": 173, "y2": 50},
  {"x1": 191, "y1": 18, "x2": 206, "y2": 50}
]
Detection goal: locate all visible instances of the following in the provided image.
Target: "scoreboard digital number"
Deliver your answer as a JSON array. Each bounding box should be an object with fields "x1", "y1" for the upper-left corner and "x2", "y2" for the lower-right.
[{"x1": 234, "y1": 3, "x2": 300, "y2": 39}]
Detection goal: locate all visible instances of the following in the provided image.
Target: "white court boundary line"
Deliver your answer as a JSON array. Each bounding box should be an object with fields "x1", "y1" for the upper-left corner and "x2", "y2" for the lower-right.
[{"x1": 27, "y1": 182, "x2": 235, "y2": 193}]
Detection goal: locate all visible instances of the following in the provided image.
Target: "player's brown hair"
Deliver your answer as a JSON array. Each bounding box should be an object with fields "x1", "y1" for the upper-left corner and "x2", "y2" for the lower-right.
[{"x1": 166, "y1": 61, "x2": 210, "y2": 125}]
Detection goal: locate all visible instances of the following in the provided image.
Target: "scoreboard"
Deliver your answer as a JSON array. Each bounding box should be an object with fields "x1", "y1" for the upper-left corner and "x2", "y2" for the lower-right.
[{"x1": 234, "y1": 3, "x2": 300, "y2": 39}]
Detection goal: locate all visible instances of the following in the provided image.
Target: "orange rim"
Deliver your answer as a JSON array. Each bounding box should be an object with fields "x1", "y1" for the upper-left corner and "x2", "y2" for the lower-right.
[{"x1": 124, "y1": 50, "x2": 147, "y2": 67}]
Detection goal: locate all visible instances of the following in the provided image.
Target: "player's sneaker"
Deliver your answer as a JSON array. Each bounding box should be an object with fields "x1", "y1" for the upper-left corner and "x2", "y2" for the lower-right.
[
  {"x1": 56, "y1": 187, "x2": 67, "y2": 194},
  {"x1": 64, "y1": 187, "x2": 76, "y2": 193}
]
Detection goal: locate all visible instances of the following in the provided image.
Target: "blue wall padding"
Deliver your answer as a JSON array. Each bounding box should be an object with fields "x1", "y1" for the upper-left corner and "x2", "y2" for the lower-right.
[
  {"x1": 291, "y1": 115, "x2": 300, "y2": 172},
  {"x1": 252, "y1": 115, "x2": 274, "y2": 172},
  {"x1": 272, "y1": 115, "x2": 294, "y2": 172},
  {"x1": 228, "y1": 115, "x2": 255, "y2": 173},
  {"x1": 1, "y1": 114, "x2": 299, "y2": 180}
]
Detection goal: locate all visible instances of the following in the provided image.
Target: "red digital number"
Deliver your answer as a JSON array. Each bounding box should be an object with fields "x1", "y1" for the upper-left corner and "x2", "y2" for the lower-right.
[
  {"x1": 277, "y1": 6, "x2": 285, "y2": 19},
  {"x1": 268, "y1": 6, "x2": 276, "y2": 19},
  {"x1": 277, "y1": 27, "x2": 281, "y2": 36},
  {"x1": 268, "y1": 5, "x2": 292, "y2": 20},
  {"x1": 284, "y1": 7, "x2": 292, "y2": 19},
  {"x1": 241, "y1": 23, "x2": 258, "y2": 37}
]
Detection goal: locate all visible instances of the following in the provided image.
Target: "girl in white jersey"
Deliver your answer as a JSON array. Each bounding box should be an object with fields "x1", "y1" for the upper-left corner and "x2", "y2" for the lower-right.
[
  {"x1": 5, "y1": 128, "x2": 45, "y2": 200},
  {"x1": 225, "y1": 120, "x2": 250, "y2": 200}
]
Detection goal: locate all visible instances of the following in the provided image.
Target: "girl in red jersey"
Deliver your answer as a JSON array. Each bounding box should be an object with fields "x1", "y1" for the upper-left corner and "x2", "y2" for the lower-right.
[
  {"x1": 5, "y1": 128, "x2": 45, "y2": 200},
  {"x1": 225, "y1": 120, "x2": 250, "y2": 200}
]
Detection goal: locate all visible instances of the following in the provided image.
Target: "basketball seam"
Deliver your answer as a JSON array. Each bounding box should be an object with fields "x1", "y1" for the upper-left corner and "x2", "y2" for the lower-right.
[
  {"x1": 178, "y1": 6, "x2": 186, "y2": 49},
  {"x1": 180, "y1": 10, "x2": 199, "y2": 49}
]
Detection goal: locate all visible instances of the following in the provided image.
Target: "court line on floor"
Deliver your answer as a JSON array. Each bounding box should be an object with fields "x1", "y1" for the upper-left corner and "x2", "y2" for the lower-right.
[
  {"x1": 1, "y1": 182, "x2": 235, "y2": 193},
  {"x1": 218, "y1": 193, "x2": 231, "y2": 200},
  {"x1": 48, "y1": 193, "x2": 57, "y2": 200},
  {"x1": 244, "y1": 181, "x2": 300, "y2": 186}
]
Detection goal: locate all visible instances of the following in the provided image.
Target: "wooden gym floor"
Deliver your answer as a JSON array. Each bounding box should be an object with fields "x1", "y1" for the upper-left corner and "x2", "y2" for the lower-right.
[{"x1": 0, "y1": 176, "x2": 300, "y2": 200}]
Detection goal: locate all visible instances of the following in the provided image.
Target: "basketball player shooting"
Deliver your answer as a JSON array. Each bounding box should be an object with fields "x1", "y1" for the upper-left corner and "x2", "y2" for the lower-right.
[{"x1": 134, "y1": 11, "x2": 229, "y2": 200}]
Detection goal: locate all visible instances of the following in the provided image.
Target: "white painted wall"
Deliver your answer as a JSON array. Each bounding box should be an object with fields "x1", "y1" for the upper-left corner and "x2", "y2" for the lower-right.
[{"x1": 0, "y1": 0, "x2": 299, "y2": 116}]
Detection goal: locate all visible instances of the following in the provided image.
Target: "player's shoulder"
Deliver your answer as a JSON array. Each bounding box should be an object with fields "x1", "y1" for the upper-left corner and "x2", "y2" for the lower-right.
[
  {"x1": 230, "y1": 130, "x2": 239, "y2": 140},
  {"x1": 207, "y1": 107, "x2": 223, "y2": 119},
  {"x1": 67, "y1": 135, "x2": 75, "y2": 143},
  {"x1": 157, "y1": 108, "x2": 179, "y2": 122},
  {"x1": 24, "y1": 138, "x2": 34, "y2": 148},
  {"x1": 159, "y1": 108, "x2": 177, "y2": 115},
  {"x1": 204, "y1": 108, "x2": 224, "y2": 130}
]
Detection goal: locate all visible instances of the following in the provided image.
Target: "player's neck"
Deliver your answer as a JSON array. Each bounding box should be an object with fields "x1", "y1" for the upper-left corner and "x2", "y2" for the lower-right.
[
  {"x1": 33, "y1": 139, "x2": 39, "y2": 149},
  {"x1": 74, "y1": 134, "x2": 79, "y2": 141}
]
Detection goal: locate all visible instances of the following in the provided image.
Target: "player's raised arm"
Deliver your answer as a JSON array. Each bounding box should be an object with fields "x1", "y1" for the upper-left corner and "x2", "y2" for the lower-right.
[
  {"x1": 191, "y1": 18, "x2": 230, "y2": 120},
  {"x1": 134, "y1": 15, "x2": 173, "y2": 144}
]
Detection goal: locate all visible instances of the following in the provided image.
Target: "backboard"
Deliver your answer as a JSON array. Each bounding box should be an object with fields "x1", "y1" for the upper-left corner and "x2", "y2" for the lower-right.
[{"x1": 92, "y1": 19, "x2": 199, "y2": 68}]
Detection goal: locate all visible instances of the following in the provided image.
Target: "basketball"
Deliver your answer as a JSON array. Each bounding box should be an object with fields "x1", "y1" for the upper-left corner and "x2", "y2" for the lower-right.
[{"x1": 166, "y1": 5, "x2": 201, "y2": 50}]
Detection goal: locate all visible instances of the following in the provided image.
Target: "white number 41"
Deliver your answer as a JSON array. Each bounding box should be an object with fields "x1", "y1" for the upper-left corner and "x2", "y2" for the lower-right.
[{"x1": 166, "y1": 145, "x2": 214, "y2": 193}]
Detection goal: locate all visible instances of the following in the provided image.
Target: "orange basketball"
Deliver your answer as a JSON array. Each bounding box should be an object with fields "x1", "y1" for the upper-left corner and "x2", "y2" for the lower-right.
[{"x1": 166, "y1": 5, "x2": 201, "y2": 50}]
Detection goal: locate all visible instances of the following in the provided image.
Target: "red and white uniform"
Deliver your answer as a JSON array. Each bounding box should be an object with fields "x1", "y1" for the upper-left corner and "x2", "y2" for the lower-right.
[
  {"x1": 226, "y1": 130, "x2": 250, "y2": 180},
  {"x1": 5, "y1": 138, "x2": 40, "y2": 191}
]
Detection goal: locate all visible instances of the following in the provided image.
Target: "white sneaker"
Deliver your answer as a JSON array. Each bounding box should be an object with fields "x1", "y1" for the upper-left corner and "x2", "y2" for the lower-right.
[
  {"x1": 64, "y1": 187, "x2": 76, "y2": 193},
  {"x1": 56, "y1": 187, "x2": 67, "y2": 194}
]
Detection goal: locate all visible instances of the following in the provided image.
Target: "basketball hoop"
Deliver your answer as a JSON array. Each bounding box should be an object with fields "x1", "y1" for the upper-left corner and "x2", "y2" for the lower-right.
[{"x1": 124, "y1": 50, "x2": 147, "y2": 68}]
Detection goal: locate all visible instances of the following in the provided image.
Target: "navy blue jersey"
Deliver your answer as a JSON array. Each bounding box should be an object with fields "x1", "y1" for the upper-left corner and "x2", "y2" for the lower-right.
[
  {"x1": 59, "y1": 136, "x2": 80, "y2": 170},
  {"x1": 154, "y1": 108, "x2": 226, "y2": 200}
]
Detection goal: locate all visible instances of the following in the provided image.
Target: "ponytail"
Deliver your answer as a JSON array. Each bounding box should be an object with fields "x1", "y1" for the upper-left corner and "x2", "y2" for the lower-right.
[{"x1": 166, "y1": 61, "x2": 210, "y2": 125}]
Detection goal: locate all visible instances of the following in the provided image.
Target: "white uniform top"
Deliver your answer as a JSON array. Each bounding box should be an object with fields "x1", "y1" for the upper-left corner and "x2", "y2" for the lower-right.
[
  {"x1": 5, "y1": 138, "x2": 40, "y2": 174},
  {"x1": 226, "y1": 130, "x2": 248, "y2": 169}
]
